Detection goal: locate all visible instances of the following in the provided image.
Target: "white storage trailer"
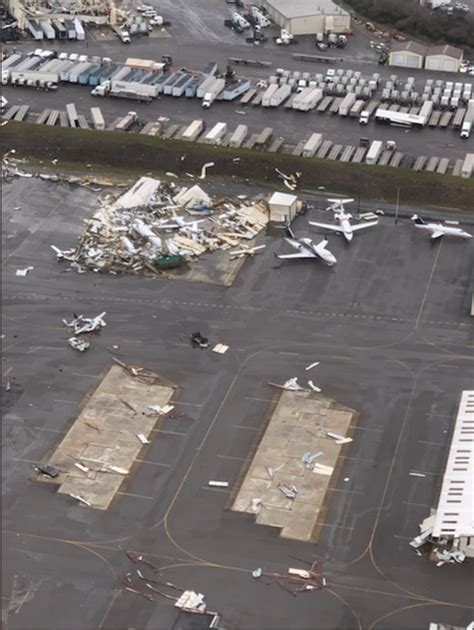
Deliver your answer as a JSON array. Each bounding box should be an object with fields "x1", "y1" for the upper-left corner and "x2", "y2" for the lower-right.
[
  {"x1": 262, "y1": 83, "x2": 279, "y2": 107},
  {"x1": 204, "y1": 122, "x2": 227, "y2": 144},
  {"x1": 111, "y1": 79, "x2": 158, "y2": 97},
  {"x1": 269, "y1": 84, "x2": 292, "y2": 107},
  {"x1": 302, "y1": 133, "x2": 323, "y2": 157},
  {"x1": 202, "y1": 78, "x2": 225, "y2": 108},
  {"x1": 90, "y1": 107, "x2": 105, "y2": 130},
  {"x1": 418, "y1": 100, "x2": 433, "y2": 125},
  {"x1": 10, "y1": 70, "x2": 58, "y2": 85},
  {"x1": 461, "y1": 153, "x2": 474, "y2": 178},
  {"x1": 339, "y1": 92, "x2": 356, "y2": 116},
  {"x1": 40, "y1": 20, "x2": 55, "y2": 39},
  {"x1": 298, "y1": 88, "x2": 323, "y2": 111},
  {"x1": 115, "y1": 111, "x2": 138, "y2": 131},
  {"x1": 182, "y1": 119, "x2": 204, "y2": 141},
  {"x1": 74, "y1": 18, "x2": 85, "y2": 41},
  {"x1": 365, "y1": 140, "x2": 383, "y2": 165},
  {"x1": 291, "y1": 87, "x2": 313, "y2": 110},
  {"x1": 66, "y1": 102, "x2": 79, "y2": 127},
  {"x1": 228, "y1": 124, "x2": 248, "y2": 147}
]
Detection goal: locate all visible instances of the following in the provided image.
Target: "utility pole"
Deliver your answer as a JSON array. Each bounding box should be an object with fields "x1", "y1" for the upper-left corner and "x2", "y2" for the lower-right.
[{"x1": 395, "y1": 187, "x2": 400, "y2": 225}]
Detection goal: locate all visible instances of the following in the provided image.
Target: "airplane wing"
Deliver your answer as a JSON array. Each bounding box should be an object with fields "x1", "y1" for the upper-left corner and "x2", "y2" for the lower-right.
[
  {"x1": 430, "y1": 231, "x2": 444, "y2": 240},
  {"x1": 276, "y1": 252, "x2": 317, "y2": 259},
  {"x1": 350, "y1": 220, "x2": 379, "y2": 231},
  {"x1": 308, "y1": 221, "x2": 341, "y2": 232}
]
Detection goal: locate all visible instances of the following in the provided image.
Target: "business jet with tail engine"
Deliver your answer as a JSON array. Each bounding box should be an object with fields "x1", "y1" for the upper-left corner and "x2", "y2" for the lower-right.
[
  {"x1": 308, "y1": 198, "x2": 378, "y2": 242},
  {"x1": 411, "y1": 214, "x2": 472, "y2": 240},
  {"x1": 276, "y1": 226, "x2": 337, "y2": 266}
]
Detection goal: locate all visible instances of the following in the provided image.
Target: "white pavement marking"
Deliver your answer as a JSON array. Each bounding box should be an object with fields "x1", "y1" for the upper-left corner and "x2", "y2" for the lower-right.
[
  {"x1": 244, "y1": 397, "x2": 275, "y2": 403},
  {"x1": 201, "y1": 486, "x2": 230, "y2": 494},
  {"x1": 232, "y1": 425, "x2": 259, "y2": 431},
  {"x1": 402, "y1": 501, "x2": 432, "y2": 508},
  {"x1": 393, "y1": 534, "x2": 412, "y2": 541},
  {"x1": 328, "y1": 487, "x2": 365, "y2": 495},
  {"x1": 409, "y1": 470, "x2": 441, "y2": 477},
  {"x1": 54, "y1": 399, "x2": 78, "y2": 405},
  {"x1": 173, "y1": 401, "x2": 203, "y2": 407},
  {"x1": 117, "y1": 492, "x2": 154, "y2": 500},
  {"x1": 33, "y1": 426, "x2": 65, "y2": 433},
  {"x1": 418, "y1": 440, "x2": 445, "y2": 447},
  {"x1": 135, "y1": 459, "x2": 171, "y2": 467},
  {"x1": 217, "y1": 454, "x2": 246, "y2": 461},
  {"x1": 151, "y1": 429, "x2": 187, "y2": 437},
  {"x1": 71, "y1": 372, "x2": 99, "y2": 379}
]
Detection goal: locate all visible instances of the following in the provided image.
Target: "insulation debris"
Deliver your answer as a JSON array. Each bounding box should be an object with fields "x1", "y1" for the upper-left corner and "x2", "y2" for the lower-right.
[
  {"x1": 51, "y1": 178, "x2": 268, "y2": 276},
  {"x1": 15, "y1": 266, "x2": 34, "y2": 277},
  {"x1": 307, "y1": 380, "x2": 321, "y2": 392},
  {"x1": 326, "y1": 431, "x2": 353, "y2": 445},
  {"x1": 305, "y1": 362, "x2": 320, "y2": 371},
  {"x1": 277, "y1": 483, "x2": 298, "y2": 499},
  {"x1": 212, "y1": 343, "x2": 229, "y2": 354},
  {"x1": 68, "y1": 336, "x2": 90, "y2": 352}
]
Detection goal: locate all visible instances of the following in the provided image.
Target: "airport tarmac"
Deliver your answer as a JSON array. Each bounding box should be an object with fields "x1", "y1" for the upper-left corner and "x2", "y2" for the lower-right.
[{"x1": 2, "y1": 175, "x2": 473, "y2": 629}]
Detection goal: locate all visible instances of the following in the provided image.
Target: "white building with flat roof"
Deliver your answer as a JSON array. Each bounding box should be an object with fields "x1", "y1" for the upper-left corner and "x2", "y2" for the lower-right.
[{"x1": 260, "y1": 0, "x2": 350, "y2": 35}]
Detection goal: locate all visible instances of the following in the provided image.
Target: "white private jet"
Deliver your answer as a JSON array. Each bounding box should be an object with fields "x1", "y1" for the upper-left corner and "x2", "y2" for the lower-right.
[
  {"x1": 276, "y1": 226, "x2": 337, "y2": 266},
  {"x1": 308, "y1": 198, "x2": 378, "y2": 242},
  {"x1": 411, "y1": 214, "x2": 472, "y2": 240}
]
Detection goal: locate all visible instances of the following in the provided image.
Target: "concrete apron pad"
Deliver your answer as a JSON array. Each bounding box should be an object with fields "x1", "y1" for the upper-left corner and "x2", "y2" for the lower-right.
[
  {"x1": 37, "y1": 365, "x2": 175, "y2": 509},
  {"x1": 231, "y1": 390, "x2": 358, "y2": 543}
]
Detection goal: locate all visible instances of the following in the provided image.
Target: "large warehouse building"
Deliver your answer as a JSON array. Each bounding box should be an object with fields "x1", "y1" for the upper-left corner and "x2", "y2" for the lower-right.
[
  {"x1": 260, "y1": 0, "x2": 351, "y2": 35},
  {"x1": 425, "y1": 44, "x2": 464, "y2": 73},
  {"x1": 388, "y1": 40, "x2": 427, "y2": 69}
]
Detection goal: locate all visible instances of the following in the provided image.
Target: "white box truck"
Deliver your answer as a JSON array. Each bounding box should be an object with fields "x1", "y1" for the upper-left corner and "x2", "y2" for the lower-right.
[
  {"x1": 460, "y1": 99, "x2": 474, "y2": 138},
  {"x1": 461, "y1": 153, "x2": 474, "y2": 178},
  {"x1": 202, "y1": 78, "x2": 225, "y2": 108},
  {"x1": 365, "y1": 140, "x2": 383, "y2": 165},
  {"x1": 261, "y1": 83, "x2": 279, "y2": 107}
]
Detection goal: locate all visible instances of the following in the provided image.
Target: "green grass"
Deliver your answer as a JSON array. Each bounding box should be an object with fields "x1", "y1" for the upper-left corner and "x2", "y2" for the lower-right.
[{"x1": 2, "y1": 121, "x2": 474, "y2": 211}]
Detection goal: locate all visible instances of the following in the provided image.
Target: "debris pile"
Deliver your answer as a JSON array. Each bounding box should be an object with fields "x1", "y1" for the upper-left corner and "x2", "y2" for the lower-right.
[
  {"x1": 121, "y1": 549, "x2": 221, "y2": 623},
  {"x1": 52, "y1": 177, "x2": 269, "y2": 276},
  {"x1": 252, "y1": 561, "x2": 327, "y2": 595}
]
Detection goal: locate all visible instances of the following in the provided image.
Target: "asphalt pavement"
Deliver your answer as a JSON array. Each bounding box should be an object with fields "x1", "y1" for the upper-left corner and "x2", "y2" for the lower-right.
[{"x1": 2, "y1": 175, "x2": 474, "y2": 629}]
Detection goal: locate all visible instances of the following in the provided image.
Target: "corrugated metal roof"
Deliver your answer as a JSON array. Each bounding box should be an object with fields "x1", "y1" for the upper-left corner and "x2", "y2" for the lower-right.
[
  {"x1": 426, "y1": 44, "x2": 463, "y2": 59},
  {"x1": 432, "y1": 391, "x2": 474, "y2": 539},
  {"x1": 265, "y1": 0, "x2": 349, "y2": 18}
]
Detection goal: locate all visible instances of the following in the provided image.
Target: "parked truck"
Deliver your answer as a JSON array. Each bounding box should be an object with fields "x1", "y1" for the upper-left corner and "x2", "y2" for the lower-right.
[
  {"x1": 202, "y1": 78, "x2": 225, "y2": 108},
  {"x1": 297, "y1": 88, "x2": 323, "y2": 111},
  {"x1": 269, "y1": 84, "x2": 291, "y2": 107},
  {"x1": 182, "y1": 119, "x2": 204, "y2": 141},
  {"x1": 365, "y1": 140, "x2": 383, "y2": 165},
  {"x1": 460, "y1": 99, "x2": 474, "y2": 139},
  {"x1": 91, "y1": 80, "x2": 153, "y2": 102},
  {"x1": 115, "y1": 111, "x2": 138, "y2": 131}
]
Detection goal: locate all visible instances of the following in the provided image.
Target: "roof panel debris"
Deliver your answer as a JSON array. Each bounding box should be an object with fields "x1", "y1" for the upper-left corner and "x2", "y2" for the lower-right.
[{"x1": 52, "y1": 177, "x2": 269, "y2": 276}]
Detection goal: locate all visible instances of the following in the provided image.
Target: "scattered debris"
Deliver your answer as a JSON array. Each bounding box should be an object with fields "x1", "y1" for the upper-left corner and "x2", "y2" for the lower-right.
[
  {"x1": 307, "y1": 380, "x2": 321, "y2": 392},
  {"x1": 266, "y1": 463, "x2": 284, "y2": 479},
  {"x1": 191, "y1": 332, "x2": 209, "y2": 348},
  {"x1": 312, "y1": 462, "x2": 334, "y2": 476},
  {"x1": 344, "y1": 477, "x2": 350, "y2": 482},
  {"x1": 252, "y1": 568, "x2": 263, "y2": 579},
  {"x1": 251, "y1": 498, "x2": 262, "y2": 513},
  {"x1": 208, "y1": 481, "x2": 229, "y2": 488},
  {"x1": 305, "y1": 362, "x2": 320, "y2": 371},
  {"x1": 409, "y1": 472, "x2": 426, "y2": 478},
  {"x1": 230, "y1": 244, "x2": 266, "y2": 260},
  {"x1": 63, "y1": 312, "x2": 107, "y2": 335},
  {"x1": 212, "y1": 343, "x2": 229, "y2": 354},
  {"x1": 175, "y1": 590, "x2": 206, "y2": 612},
  {"x1": 274, "y1": 168, "x2": 301, "y2": 191},
  {"x1": 147, "y1": 404, "x2": 175, "y2": 415},
  {"x1": 74, "y1": 462, "x2": 89, "y2": 473},
  {"x1": 68, "y1": 336, "x2": 90, "y2": 352},
  {"x1": 199, "y1": 162, "x2": 215, "y2": 179},
  {"x1": 251, "y1": 560, "x2": 326, "y2": 595},
  {"x1": 326, "y1": 431, "x2": 353, "y2": 445},
  {"x1": 34, "y1": 464, "x2": 59, "y2": 478},
  {"x1": 136, "y1": 433, "x2": 151, "y2": 445},
  {"x1": 302, "y1": 451, "x2": 322, "y2": 469},
  {"x1": 70, "y1": 493, "x2": 91, "y2": 507},
  {"x1": 15, "y1": 266, "x2": 34, "y2": 277},
  {"x1": 277, "y1": 482, "x2": 298, "y2": 499},
  {"x1": 283, "y1": 377, "x2": 303, "y2": 391}
]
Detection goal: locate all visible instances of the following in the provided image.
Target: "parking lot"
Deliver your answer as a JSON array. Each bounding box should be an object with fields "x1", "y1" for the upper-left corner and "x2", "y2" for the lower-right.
[{"x1": 2, "y1": 174, "x2": 474, "y2": 629}]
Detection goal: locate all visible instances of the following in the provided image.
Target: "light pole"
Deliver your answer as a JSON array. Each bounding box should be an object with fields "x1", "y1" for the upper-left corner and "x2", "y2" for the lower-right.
[{"x1": 395, "y1": 187, "x2": 400, "y2": 225}]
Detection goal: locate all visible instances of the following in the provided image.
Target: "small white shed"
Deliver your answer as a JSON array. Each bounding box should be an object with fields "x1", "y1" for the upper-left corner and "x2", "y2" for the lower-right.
[{"x1": 268, "y1": 192, "x2": 299, "y2": 223}]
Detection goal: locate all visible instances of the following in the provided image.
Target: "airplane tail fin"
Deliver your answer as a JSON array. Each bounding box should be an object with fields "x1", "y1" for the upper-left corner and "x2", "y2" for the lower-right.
[
  {"x1": 411, "y1": 214, "x2": 425, "y2": 225},
  {"x1": 319, "y1": 239, "x2": 329, "y2": 249}
]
